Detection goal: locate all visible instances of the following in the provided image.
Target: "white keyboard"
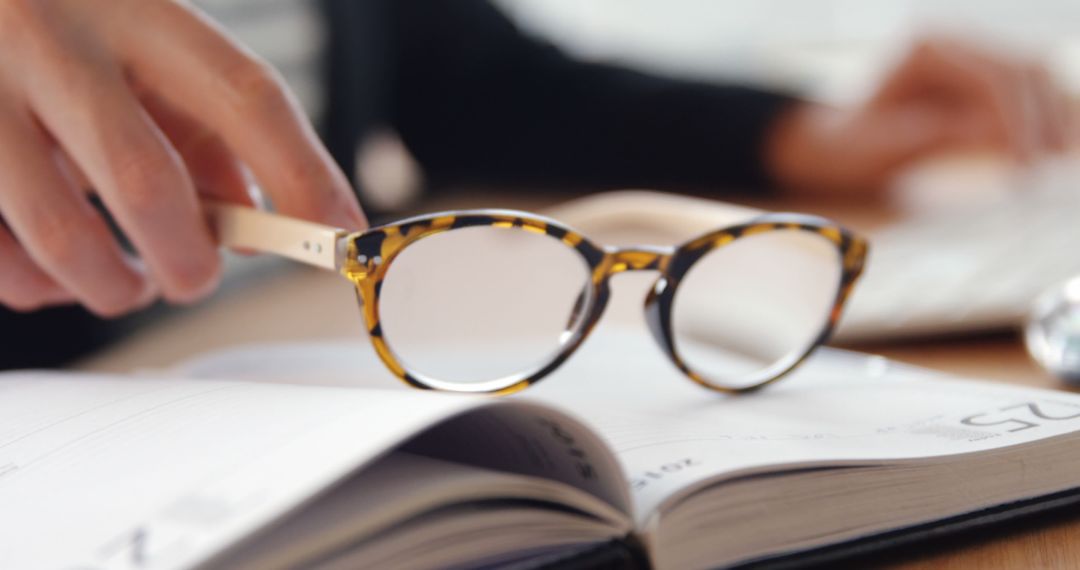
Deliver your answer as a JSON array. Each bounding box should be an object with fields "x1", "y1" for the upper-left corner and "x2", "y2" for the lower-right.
[{"x1": 836, "y1": 158, "x2": 1080, "y2": 342}]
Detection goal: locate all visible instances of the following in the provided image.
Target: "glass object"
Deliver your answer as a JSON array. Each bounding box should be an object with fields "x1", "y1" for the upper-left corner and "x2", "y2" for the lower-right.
[
  {"x1": 210, "y1": 204, "x2": 867, "y2": 395},
  {"x1": 1026, "y1": 276, "x2": 1080, "y2": 383}
]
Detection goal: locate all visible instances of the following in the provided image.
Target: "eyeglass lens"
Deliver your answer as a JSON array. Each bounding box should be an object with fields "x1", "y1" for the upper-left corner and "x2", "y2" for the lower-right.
[
  {"x1": 671, "y1": 230, "x2": 842, "y2": 389},
  {"x1": 377, "y1": 226, "x2": 592, "y2": 385}
]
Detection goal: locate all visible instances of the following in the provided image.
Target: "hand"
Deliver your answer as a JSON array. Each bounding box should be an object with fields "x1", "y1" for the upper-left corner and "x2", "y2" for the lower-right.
[
  {"x1": 0, "y1": 0, "x2": 367, "y2": 316},
  {"x1": 766, "y1": 36, "x2": 1077, "y2": 198}
]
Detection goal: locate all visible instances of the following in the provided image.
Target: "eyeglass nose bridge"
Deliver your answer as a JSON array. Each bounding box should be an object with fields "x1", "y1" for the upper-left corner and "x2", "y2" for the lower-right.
[
  {"x1": 599, "y1": 245, "x2": 675, "y2": 276},
  {"x1": 588, "y1": 245, "x2": 681, "y2": 384}
]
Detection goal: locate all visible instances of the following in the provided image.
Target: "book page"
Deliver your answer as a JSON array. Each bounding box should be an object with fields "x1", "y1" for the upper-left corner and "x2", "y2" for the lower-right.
[
  {"x1": 0, "y1": 373, "x2": 624, "y2": 569},
  {"x1": 526, "y1": 329, "x2": 1080, "y2": 521},
  {"x1": 212, "y1": 452, "x2": 629, "y2": 569},
  {"x1": 179, "y1": 327, "x2": 1080, "y2": 525}
]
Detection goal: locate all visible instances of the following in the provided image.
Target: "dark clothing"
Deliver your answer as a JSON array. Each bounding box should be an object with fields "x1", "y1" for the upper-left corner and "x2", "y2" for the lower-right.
[
  {"x1": 323, "y1": 0, "x2": 791, "y2": 214},
  {"x1": 0, "y1": 0, "x2": 793, "y2": 369}
]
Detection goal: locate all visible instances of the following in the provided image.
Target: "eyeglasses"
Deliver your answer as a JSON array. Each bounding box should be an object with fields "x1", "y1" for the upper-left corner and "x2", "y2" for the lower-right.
[{"x1": 210, "y1": 202, "x2": 867, "y2": 395}]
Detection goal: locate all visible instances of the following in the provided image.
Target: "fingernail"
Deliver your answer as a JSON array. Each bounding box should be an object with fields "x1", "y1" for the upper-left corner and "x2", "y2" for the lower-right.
[
  {"x1": 134, "y1": 278, "x2": 159, "y2": 309},
  {"x1": 42, "y1": 288, "x2": 77, "y2": 306},
  {"x1": 116, "y1": 259, "x2": 158, "y2": 311},
  {"x1": 173, "y1": 255, "x2": 222, "y2": 304},
  {"x1": 85, "y1": 272, "x2": 156, "y2": 319},
  {"x1": 157, "y1": 242, "x2": 221, "y2": 305},
  {"x1": 345, "y1": 208, "x2": 369, "y2": 231},
  {"x1": 332, "y1": 198, "x2": 369, "y2": 231}
]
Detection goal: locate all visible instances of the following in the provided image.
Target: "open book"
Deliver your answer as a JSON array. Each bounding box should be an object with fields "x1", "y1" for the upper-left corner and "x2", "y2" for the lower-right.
[{"x1": 4, "y1": 327, "x2": 1080, "y2": 569}]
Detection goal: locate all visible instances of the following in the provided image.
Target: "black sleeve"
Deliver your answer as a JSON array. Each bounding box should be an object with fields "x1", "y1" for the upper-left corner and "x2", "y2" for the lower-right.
[{"x1": 387, "y1": 0, "x2": 796, "y2": 194}]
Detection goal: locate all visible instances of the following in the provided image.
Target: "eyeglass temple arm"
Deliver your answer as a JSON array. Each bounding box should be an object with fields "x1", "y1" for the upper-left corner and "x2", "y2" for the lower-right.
[{"x1": 206, "y1": 202, "x2": 349, "y2": 271}]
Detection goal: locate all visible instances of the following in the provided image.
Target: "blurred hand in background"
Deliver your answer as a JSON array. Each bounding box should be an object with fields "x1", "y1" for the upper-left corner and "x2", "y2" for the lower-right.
[{"x1": 767, "y1": 36, "x2": 1077, "y2": 199}]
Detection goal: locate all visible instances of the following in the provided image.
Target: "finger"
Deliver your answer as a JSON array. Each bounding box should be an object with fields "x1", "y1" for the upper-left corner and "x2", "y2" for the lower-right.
[
  {"x1": 137, "y1": 86, "x2": 256, "y2": 206},
  {"x1": 18, "y1": 36, "x2": 221, "y2": 303},
  {"x1": 55, "y1": 147, "x2": 93, "y2": 193},
  {"x1": 0, "y1": 101, "x2": 154, "y2": 317},
  {"x1": 942, "y1": 50, "x2": 1033, "y2": 160},
  {"x1": 0, "y1": 221, "x2": 76, "y2": 312},
  {"x1": 989, "y1": 63, "x2": 1040, "y2": 162},
  {"x1": 32, "y1": 117, "x2": 94, "y2": 192},
  {"x1": 113, "y1": 1, "x2": 367, "y2": 230},
  {"x1": 139, "y1": 89, "x2": 260, "y2": 254},
  {"x1": 1025, "y1": 66, "x2": 1069, "y2": 152}
]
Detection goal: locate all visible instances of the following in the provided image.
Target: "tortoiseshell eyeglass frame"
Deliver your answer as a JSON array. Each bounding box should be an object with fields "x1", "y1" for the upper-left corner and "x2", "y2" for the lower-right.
[{"x1": 210, "y1": 203, "x2": 868, "y2": 396}]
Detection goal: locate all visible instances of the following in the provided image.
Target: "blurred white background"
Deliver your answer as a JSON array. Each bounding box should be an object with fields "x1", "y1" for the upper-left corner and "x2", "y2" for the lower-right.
[{"x1": 494, "y1": 0, "x2": 1080, "y2": 104}]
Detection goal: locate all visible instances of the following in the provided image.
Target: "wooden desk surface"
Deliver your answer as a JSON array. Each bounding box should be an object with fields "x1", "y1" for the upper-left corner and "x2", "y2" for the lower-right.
[{"x1": 78, "y1": 189, "x2": 1080, "y2": 570}]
